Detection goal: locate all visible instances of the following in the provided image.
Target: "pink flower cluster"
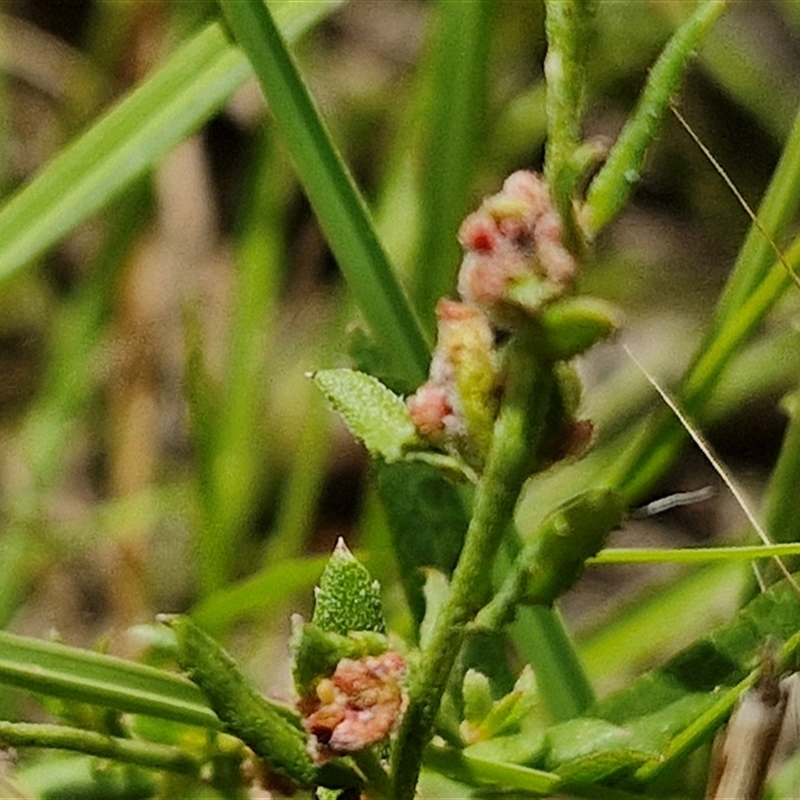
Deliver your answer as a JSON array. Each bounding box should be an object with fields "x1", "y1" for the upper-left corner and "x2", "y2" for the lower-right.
[
  {"x1": 302, "y1": 651, "x2": 407, "y2": 760},
  {"x1": 457, "y1": 171, "x2": 576, "y2": 309},
  {"x1": 407, "y1": 298, "x2": 495, "y2": 445},
  {"x1": 407, "y1": 171, "x2": 575, "y2": 457}
]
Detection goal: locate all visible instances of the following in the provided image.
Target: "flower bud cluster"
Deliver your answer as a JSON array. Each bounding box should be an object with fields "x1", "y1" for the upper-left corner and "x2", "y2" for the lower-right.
[
  {"x1": 407, "y1": 299, "x2": 497, "y2": 466},
  {"x1": 300, "y1": 651, "x2": 407, "y2": 761},
  {"x1": 457, "y1": 170, "x2": 576, "y2": 311},
  {"x1": 407, "y1": 171, "x2": 577, "y2": 467}
]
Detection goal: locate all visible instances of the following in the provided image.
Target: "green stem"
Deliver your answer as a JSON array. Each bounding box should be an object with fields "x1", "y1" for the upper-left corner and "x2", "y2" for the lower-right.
[
  {"x1": 390, "y1": 333, "x2": 554, "y2": 800},
  {"x1": 0, "y1": 720, "x2": 200, "y2": 775},
  {"x1": 477, "y1": 489, "x2": 623, "y2": 630},
  {"x1": 352, "y1": 749, "x2": 392, "y2": 800},
  {"x1": 583, "y1": 0, "x2": 729, "y2": 237},
  {"x1": 543, "y1": 0, "x2": 594, "y2": 235}
]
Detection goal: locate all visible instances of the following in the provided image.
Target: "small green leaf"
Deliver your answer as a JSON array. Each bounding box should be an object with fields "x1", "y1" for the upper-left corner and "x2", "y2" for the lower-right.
[
  {"x1": 477, "y1": 666, "x2": 539, "y2": 741},
  {"x1": 463, "y1": 725, "x2": 547, "y2": 768},
  {"x1": 424, "y1": 742, "x2": 563, "y2": 794},
  {"x1": 539, "y1": 296, "x2": 618, "y2": 360},
  {"x1": 462, "y1": 670, "x2": 494, "y2": 728},
  {"x1": 375, "y1": 461, "x2": 468, "y2": 630},
  {"x1": 312, "y1": 369, "x2": 418, "y2": 462},
  {"x1": 291, "y1": 621, "x2": 387, "y2": 698},
  {"x1": 420, "y1": 569, "x2": 451, "y2": 651},
  {"x1": 312, "y1": 538, "x2": 386, "y2": 635},
  {"x1": 545, "y1": 717, "x2": 656, "y2": 782}
]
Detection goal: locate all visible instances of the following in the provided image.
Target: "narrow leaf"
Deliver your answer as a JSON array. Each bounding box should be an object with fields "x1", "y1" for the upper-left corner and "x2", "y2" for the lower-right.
[
  {"x1": 219, "y1": 0, "x2": 430, "y2": 387},
  {"x1": 0, "y1": 2, "x2": 342, "y2": 286},
  {"x1": 0, "y1": 630, "x2": 218, "y2": 729}
]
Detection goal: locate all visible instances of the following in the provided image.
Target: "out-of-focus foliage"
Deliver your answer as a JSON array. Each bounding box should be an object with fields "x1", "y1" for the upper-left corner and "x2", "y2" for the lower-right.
[{"x1": 1, "y1": 1, "x2": 800, "y2": 798}]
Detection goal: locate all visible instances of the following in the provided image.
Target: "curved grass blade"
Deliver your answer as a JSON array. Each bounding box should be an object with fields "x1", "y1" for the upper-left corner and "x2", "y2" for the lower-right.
[
  {"x1": 412, "y1": 0, "x2": 493, "y2": 322},
  {"x1": 0, "y1": 2, "x2": 342, "y2": 287}
]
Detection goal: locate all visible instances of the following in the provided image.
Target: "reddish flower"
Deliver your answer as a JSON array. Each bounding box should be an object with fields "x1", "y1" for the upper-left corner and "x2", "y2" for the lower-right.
[
  {"x1": 456, "y1": 171, "x2": 575, "y2": 311},
  {"x1": 303, "y1": 651, "x2": 406, "y2": 759},
  {"x1": 407, "y1": 383, "x2": 453, "y2": 438},
  {"x1": 406, "y1": 299, "x2": 498, "y2": 465}
]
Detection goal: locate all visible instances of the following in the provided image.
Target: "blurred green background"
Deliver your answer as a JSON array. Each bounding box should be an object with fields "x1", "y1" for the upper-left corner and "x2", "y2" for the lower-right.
[{"x1": 1, "y1": 0, "x2": 799, "y2": 701}]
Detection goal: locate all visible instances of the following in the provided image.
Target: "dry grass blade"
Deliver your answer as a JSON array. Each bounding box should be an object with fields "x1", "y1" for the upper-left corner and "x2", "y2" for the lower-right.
[
  {"x1": 671, "y1": 104, "x2": 800, "y2": 294},
  {"x1": 623, "y1": 344, "x2": 800, "y2": 598}
]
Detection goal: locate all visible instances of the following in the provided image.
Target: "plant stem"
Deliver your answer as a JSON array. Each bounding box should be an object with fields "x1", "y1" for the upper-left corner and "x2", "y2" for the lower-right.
[
  {"x1": 352, "y1": 749, "x2": 392, "y2": 800},
  {"x1": 543, "y1": 0, "x2": 593, "y2": 231},
  {"x1": 583, "y1": 0, "x2": 729, "y2": 237},
  {"x1": 390, "y1": 332, "x2": 554, "y2": 799},
  {"x1": 0, "y1": 721, "x2": 201, "y2": 775}
]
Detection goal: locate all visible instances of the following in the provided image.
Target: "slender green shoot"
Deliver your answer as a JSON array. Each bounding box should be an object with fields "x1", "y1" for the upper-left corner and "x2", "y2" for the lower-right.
[
  {"x1": 218, "y1": 0, "x2": 430, "y2": 388},
  {"x1": 583, "y1": 0, "x2": 730, "y2": 237},
  {"x1": 591, "y1": 542, "x2": 800, "y2": 565},
  {"x1": 0, "y1": 721, "x2": 201, "y2": 775},
  {"x1": 0, "y1": 2, "x2": 340, "y2": 286},
  {"x1": 391, "y1": 333, "x2": 554, "y2": 799}
]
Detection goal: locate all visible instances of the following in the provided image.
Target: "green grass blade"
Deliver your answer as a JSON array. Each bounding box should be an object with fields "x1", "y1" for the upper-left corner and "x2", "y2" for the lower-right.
[
  {"x1": 510, "y1": 606, "x2": 595, "y2": 721},
  {"x1": 19, "y1": 182, "x2": 151, "y2": 485},
  {"x1": 412, "y1": 0, "x2": 493, "y2": 323},
  {"x1": 763, "y1": 394, "x2": 800, "y2": 573},
  {"x1": 191, "y1": 555, "x2": 328, "y2": 634},
  {"x1": 194, "y1": 135, "x2": 288, "y2": 594},
  {"x1": 578, "y1": 562, "x2": 747, "y2": 689},
  {"x1": 0, "y1": 631, "x2": 219, "y2": 729},
  {"x1": 591, "y1": 542, "x2": 800, "y2": 564},
  {"x1": 707, "y1": 102, "x2": 800, "y2": 331},
  {"x1": 614, "y1": 236, "x2": 800, "y2": 501},
  {"x1": 0, "y1": 2, "x2": 341, "y2": 287},
  {"x1": 219, "y1": 0, "x2": 430, "y2": 389}
]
